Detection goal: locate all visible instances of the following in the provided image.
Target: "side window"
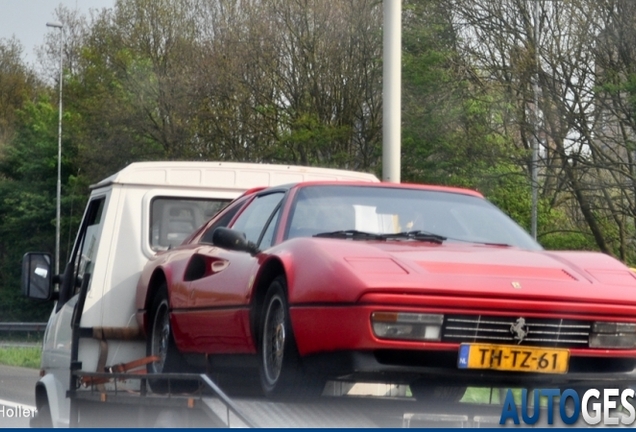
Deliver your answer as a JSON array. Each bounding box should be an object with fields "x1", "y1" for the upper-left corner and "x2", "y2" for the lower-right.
[
  {"x1": 231, "y1": 193, "x2": 284, "y2": 244},
  {"x1": 58, "y1": 197, "x2": 106, "y2": 308},
  {"x1": 73, "y1": 198, "x2": 105, "y2": 291},
  {"x1": 258, "y1": 207, "x2": 280, "y2": 249},
  {"x1": 199, "y1": 198, "x2": 249, "y2": 244}
]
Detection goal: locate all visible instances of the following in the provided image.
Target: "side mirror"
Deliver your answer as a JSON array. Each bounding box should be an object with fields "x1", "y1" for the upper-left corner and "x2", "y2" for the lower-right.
[
  {"x1": 212, "y1": 227, "x2": 260, "y2": 256},
  {"x1": 21, "y1": 252, "x2": 54, "y2": 301}
]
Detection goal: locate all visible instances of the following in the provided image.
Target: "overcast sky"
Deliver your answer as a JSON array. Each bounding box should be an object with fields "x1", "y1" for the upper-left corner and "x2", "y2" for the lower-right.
[{"x1": 0, "y1": 0, "x2": 114, "y2": 66}]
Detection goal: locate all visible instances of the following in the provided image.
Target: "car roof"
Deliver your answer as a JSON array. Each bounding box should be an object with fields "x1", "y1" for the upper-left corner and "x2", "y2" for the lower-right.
[{"x1": 251, "y1": 181, "x2": 484, "y2": 198}]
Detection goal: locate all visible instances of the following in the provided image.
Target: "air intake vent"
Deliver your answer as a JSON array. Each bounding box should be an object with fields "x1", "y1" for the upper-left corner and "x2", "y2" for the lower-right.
[{"x1": 561, "y1": 269, "x2": 578, "y2": 281}]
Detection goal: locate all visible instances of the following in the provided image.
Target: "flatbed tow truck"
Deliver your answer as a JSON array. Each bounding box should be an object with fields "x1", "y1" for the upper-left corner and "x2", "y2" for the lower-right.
[
  {"x1": 19, "y1": 161, "x2": 583, "y2": 428},
  {"x1": 21, "y1": 161, "x2": 584, "y2": 428},
  {"x1": 22, "y1": 162, "x2": 588, "y2": 427}
]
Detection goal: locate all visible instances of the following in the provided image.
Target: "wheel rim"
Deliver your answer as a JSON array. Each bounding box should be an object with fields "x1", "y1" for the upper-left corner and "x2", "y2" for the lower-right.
[
  {"x1": 262, "y1": 294, "x2": 286, "y2": 385},
  {"x1": 150, "y1": 301, "x2": 170, "y2": 373}
]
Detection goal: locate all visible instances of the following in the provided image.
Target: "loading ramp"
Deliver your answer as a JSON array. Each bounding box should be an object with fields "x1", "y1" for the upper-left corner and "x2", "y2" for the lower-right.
[{"x1": 71, "y1": 370, "x2": 514, "y2": 427}]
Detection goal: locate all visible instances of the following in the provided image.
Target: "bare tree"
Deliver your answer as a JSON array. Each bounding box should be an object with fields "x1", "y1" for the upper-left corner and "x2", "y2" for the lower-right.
[{"x1": 453, "y1": 0, "x2": 636, "y2": 256}]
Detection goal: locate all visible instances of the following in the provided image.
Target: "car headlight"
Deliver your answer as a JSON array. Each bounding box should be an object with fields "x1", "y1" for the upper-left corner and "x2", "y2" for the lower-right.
[
  {"x1": 371, "y1": 312, "x2": 443, "y2": 341},
  {"x1": 590, "y1": 321, "x2": 636, "y2": 349}
]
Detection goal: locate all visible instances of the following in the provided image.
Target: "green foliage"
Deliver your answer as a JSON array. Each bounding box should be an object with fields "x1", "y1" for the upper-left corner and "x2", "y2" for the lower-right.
[
  {"x1": 0, "y1": 98, "x2": 84, "y2": 321},
  {"x1": 540, "y1": 231, "x2": 597, "y2": 251},
  {"x1": 0, "y1": 37, "x2": 42, "y2": 147},
  {"x1": 531, "y1": 200, "x2": 600, "y2": 252},
  {"x1": 65, "y1": 41, "x2": 167, "y2": 181},
  {"x1": 0, "y1": 346, "x2": 42, "y2": 369},
  {"x1": 460, "y1": 387, "x2": 503, "y2": 404},
  {"x1": 274, "y1": 113, "x2": 352, "y2": 167},
  {"x1": 400, "y1": 0, "x2": 517, "y2": 191},
  {"x1": 599, "y1": 72, "x2": 636, "y2": 116}
]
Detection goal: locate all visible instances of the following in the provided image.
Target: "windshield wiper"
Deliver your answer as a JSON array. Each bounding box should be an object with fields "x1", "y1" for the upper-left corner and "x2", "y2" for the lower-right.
[
  {"x1": 380, "y1": 230, "x2": 446, "y2": 244},
  {"x1": 313, "y1": 229, "x2": 446, "y2": 244},
  {"x1": 444, "y1": 236, "x2": 512, "y2": 247},
  {"x1": 313, "y1": 230, "x2": 387, "y2": 240}
]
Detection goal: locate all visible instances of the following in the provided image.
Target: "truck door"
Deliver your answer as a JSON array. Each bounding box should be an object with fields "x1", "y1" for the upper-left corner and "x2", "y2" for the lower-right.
[
  {"x1": 44, "y1": 196, "x2": 106, "y2": 363},
  {"x1": 35, "y1": 196, "x2": 106, "y2": 427}
]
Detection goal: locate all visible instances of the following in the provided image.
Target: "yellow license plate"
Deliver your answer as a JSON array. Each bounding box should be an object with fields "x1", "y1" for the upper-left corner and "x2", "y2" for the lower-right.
[{"x1": 457, "y1": 343, "x2": 569, "y2": 374}]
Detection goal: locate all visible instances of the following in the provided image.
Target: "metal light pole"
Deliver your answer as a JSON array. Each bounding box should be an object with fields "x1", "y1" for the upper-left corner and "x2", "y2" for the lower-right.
[
  {"x1": 531, "y1": 1, "x2": 540, "y2": 239},
  {"x1": 382, "y1": 0, "x2": 401, "y2": 183},
  {"x1": 47, "y1": 21, "x2": 63, "y2": 275}
]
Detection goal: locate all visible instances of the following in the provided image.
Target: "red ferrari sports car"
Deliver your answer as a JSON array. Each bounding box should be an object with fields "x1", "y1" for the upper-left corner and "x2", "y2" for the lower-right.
[{"x1": 135, "y1": 181, "x2": 636, "y2": 400}]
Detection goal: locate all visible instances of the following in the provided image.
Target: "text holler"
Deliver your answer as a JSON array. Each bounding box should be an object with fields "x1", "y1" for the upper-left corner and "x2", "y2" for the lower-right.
[{"x1": 0, "y1": 404, "x2": 36, "y2": 418}]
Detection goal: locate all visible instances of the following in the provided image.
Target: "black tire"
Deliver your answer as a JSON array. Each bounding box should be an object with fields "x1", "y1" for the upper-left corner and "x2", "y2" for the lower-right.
[
  {"x1": 215, "y1": 370, "x2": 264, "y2": 398},
  {"x1": 258, "y1": 276, "x2": 324, "y2": 399},
  {"x1": 410, "y1": 382, "x2": 467, "y2": 404},
  {"x1": 30, "y1": 400, "x2": 52, "y2": 428},
  {"x1": 146, "y1": 285, "x2": 198, "y2": 393}
]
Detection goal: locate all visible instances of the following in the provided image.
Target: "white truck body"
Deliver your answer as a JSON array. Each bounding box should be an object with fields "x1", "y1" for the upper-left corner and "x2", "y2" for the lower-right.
[{"x1": 26, "y1": 161, "x2": 378, "y2": 427}]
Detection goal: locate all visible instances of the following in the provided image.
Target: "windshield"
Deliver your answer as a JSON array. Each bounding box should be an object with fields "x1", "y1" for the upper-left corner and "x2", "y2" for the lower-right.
[{"x1": 287, "y1": 185, "x2": 541, "y2": 250}]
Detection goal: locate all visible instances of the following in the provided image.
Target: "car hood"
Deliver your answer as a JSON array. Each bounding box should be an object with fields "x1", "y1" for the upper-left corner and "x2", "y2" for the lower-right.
[{"x1": 289, "y1": 239, "x2": 636, "y2": 306}]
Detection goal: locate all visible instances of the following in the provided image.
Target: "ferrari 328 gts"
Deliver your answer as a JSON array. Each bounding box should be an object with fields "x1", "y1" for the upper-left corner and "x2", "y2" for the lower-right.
[{"x1": 135, "y1": 182, "x2": 636, "y2": 400}]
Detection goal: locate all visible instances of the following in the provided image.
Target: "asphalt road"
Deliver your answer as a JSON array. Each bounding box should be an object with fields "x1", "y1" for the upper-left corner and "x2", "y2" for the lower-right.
[{"x1": 0, "y1": 364, "x2": 39, "y2": 427}]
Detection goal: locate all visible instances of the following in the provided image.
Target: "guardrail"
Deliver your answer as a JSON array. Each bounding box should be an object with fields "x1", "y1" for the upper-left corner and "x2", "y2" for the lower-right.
[{"x1": 0, "y1": 322, "x2": 47, "y2": 332}]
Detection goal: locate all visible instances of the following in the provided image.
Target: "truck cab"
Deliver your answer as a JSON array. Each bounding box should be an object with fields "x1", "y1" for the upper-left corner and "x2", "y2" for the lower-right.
[{"x1": 21, "y1": 161, "x2": 378, "y2": 427}]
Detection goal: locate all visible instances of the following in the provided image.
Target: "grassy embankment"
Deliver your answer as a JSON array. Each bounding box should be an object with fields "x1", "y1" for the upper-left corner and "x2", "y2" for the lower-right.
[
  {"x1": 0, "y1": 332, "x2": 43, "y2": 368},
  {"x1": 0, "y1": 346, "x2": 41, "y2": 369},
  {"x1": 462, "y1": 387, "x2": 504, "y2": 404}
]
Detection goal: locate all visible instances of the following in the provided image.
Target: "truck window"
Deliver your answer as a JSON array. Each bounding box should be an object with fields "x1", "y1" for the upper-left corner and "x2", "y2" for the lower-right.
[
  {"x1": 75, "y1": 199, "x2": 105, "y2": 289},
  {"x1": 58, "y1": 197, "x2": 106, "y2": 308},
  {"x1": 199, "y1": 197, "x2": 249, "y2": 245},
  {"x1": 150, "y1": 197, "x2": 230, "y2": 251}
]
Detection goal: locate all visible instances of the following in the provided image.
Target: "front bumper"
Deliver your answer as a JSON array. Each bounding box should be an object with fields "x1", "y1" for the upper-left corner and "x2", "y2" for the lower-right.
[
  {"x1": 290, "y1": 304, "x2": 636, "y2": 387},
  {"x1": 301, "y1": 349, "x2": 636, "y2": 388}
]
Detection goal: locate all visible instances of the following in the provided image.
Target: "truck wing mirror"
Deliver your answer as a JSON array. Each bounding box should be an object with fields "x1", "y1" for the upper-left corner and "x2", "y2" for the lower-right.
[
  {"x1": 22, "y1": 252, "x2": 54, "y2": 301},
  {"x1": 212, "y1": 227, "x2": 260, "y2": 256}
]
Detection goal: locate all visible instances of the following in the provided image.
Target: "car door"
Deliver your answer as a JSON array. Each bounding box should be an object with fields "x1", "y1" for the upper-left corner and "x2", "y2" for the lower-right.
[{"x1": 172, "y1": 191, "x2": 284, "y2": 353}]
